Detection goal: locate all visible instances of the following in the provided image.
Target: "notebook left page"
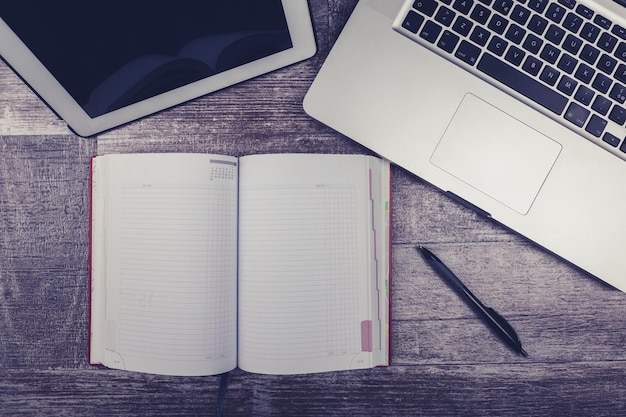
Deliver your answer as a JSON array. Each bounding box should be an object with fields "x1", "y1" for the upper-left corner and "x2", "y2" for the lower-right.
[{"x1": 90, "y1": 153, "x2": 238, "y2": 376}]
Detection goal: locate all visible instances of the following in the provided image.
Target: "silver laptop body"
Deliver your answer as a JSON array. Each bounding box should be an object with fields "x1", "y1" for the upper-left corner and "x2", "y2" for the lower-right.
[{"x1": 304, "y1": 0, "x2": 626, "y2": 292}]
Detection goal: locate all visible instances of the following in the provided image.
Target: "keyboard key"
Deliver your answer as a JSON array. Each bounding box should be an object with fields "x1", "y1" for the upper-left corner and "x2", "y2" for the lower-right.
[
  {"x1": 505, "y1": 45, "x2": 526, "y2": 65},
  {"x1": 580, "y1": 22, "x2": 601, "y2": 43},
  {"x1": 545, "y1": 24, "x2": 566, "y2": 44},
  {"x1": 574, "y1": 85, "x2": 594, "y2": 105},
  {"x1": 597, "y1": 32, "x2": 618, "y2": 53},
  {"x1": 580, "y1": 44, "x2": 600, "y2": 65},
  {"x1": 523, "y1": 33, "x2": 543, "y2": 54},
  {"x1": 470, "y1": 4, "x2": 491, "y2": 24},
  {"x1": 557, "y1": 53, "x2": 578, "y2": 74},
  {"x1": 594, "y1": 15, "x2": 612, "y2": 30},
  {"x1": 488, "y1": 14, "x2": 509, "y2": 34},
  {"x1": 563, "y1": 12, "x2": 583, "y2": 33},
  {"x1": 558, "y1": 0, "x2": 576, "y2": 9},
  {"x1": 470, "y1": 25, "x2": 491, "y2": 46},
  {"x1": 592, "y1": 73, "x2": 612, "y2": 94},
  {"x1": 612, "y1": 25, "x2": 626, "y2": 40},
  {"x1": 453, "y1": 0, "x2": 474, "y2": 14},
  {"x1": 493, "y1": 0, "x2": 514, "y2": 15},
  {"x1": 528, "y1": 0, "x2": 549, "y2": 14},
  {"x1": 420, "y1": 20, "x2": 443, "y2": 43},
  {"x1": 609, "y1": 83, "x2": 626, "y2": 103},
  {"x1": 557, "y1": 75, "x2": 577, "y2": 95},
  {"x1": 586, "y1": 115, "x2": 608, "y2": 137},
  {"x1": 403, "y1": 11, "x2": 425, "y2": 33},
  {"x1": 540, "y1": 43, "x2": 560, "y2": 64},
  {"x1": 477, "y1": 53, "x2": 568, "y2": 114},
  {"x1": 597, "y1": 53, "x2": 617, "y2": 74},
  {"x1": 511, "y1": 4, "x2": 531, "y2": 25},
  {"x1": 488, "y1": 36, "x2": 508, "y2": 56},
  {"x1": 523, "y1": 55, "x2": 543, "y2": 75},
  {"x1": 603, "y1": 132, "x2": 621, "y2": 147},
  {"x1": 453, "y1": 16, "x2": 473, "y2": 36},
  {"x1": 506, "y1": 24, "x2": 526, "y2": 44},
  {"x1": 575, "y1": 4, "x2": 594, "y2": 20},
  {"x1": 615, "y1": 43, "x2": 626, "y2": 62},
  {"x1": 592, "y1": 95, "x2": 612, "y2": 115},
  {"x1": 546, "y1": 4, "x2": 567, "y2": 24},
  {"x1": 435, "y1": 6, "x2": 456, "y2": 27},
  {"x1": 540, "y1": 65, "x2": 561, "y2": 86},
  {"x1": 413, "y1": 0, "x2": 439, "y2": 17},
  {"x1": 438, "y1": 30, "x2": 461, "y2": 52},
  {"x1": 528, "y1": 14, "x2": 548, "y2": 35},
  {"x1": 563, "y1": 34, "x2": 583, "y2": 54},
  {"x1": 615, "y1": 64, "x2": 626, "y2": 83},
  {"x1": 565, "y1": 102, "x2": 590, "y2": 126},
  {"x1": 609, "y1": 105, "x2": 626, "y2": 125},
  {"x1": 575, "y1": 63, "x2": 595, "y2": 83},
  {"x1": 456, "y1": 40, "x2": 482, "y2": 65}
]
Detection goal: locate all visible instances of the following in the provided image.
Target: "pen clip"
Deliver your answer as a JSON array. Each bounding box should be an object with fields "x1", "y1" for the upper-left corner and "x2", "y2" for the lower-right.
[
  {"x1": 486, "y1": 307, "x2": 526, "y2": 354},
  {"x1": 486, "y1": 307, "x2": 517, "y2": 338}
]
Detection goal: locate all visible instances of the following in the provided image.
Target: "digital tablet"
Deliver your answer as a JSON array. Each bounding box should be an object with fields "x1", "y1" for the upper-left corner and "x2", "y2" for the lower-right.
[{"x1": 0, "y1": 1, "x2": 316, "y2": 136}]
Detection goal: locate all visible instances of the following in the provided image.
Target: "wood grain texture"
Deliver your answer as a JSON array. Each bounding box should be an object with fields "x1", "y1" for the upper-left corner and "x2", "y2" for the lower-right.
[{"x1": 1, "y1": 0, "x2": 625, "y2": 416}]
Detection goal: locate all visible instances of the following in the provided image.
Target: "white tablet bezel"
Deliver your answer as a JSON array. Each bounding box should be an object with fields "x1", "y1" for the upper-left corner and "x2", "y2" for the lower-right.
[{"x1": 0, "y1": 0, "x2": 316, "y2": 136}]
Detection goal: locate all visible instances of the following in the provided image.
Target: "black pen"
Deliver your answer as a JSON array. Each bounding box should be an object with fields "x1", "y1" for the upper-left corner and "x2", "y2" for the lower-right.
[{"x1": 418, "y1": 246, "x2": 528, "y2": 357}]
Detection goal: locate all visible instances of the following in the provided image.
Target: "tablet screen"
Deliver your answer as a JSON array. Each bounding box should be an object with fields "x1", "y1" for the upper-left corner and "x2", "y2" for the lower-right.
[{"x1": 0, "y1": 2, "x2": 293, "y2": 118}]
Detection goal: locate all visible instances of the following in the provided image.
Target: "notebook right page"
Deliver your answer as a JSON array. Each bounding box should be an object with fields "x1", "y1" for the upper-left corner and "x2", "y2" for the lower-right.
[{"x1": 237, "y1": 153, "x2": 389, "y2": 375}]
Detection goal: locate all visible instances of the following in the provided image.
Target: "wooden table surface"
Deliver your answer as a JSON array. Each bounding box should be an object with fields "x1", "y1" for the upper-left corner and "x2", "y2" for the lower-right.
[{"x1": 1, "y1": 1, "x2": 625, "y2": 415}]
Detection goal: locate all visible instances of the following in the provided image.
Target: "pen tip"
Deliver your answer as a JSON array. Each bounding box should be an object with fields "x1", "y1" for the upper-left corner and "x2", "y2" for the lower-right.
[
  {"x1": 519, "y1": 348, "x2": 528, "y2": 357},
  {"x1": 417, "y1": 245, "x2": 434, "y2": 258}
]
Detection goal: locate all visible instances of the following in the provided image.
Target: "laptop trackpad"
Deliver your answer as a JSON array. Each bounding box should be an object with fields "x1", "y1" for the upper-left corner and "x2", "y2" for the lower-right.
[{"x1": 431, "y1": 94, "x2": 562, "y2": 215}]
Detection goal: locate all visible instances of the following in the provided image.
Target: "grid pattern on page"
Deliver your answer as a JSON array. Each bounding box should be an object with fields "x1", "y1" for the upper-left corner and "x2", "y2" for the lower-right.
[
  {"x1": 114, "y1": 185, "x2": 237, "y2": 362},
  {"x1": 238, "y1": 186, "x2": 360, "y2": 360}
]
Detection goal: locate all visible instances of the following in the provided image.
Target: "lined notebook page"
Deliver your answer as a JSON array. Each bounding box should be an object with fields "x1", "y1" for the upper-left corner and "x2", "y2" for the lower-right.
[
  {"x1": 237, "y1": 154, "x2": 375, "y2": 375},
  {"x1": 98, "y1": 154, "x2": 238, "y2": 376}
]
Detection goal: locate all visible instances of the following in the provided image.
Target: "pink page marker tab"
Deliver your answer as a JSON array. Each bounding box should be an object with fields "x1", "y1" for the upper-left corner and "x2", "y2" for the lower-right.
[{"x1": 361, "y1": 320, "x2": 373, "y2": 352}]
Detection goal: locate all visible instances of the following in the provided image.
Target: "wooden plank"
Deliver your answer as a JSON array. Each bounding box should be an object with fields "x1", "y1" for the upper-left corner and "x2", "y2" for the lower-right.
[
  {"x1": 0, "y1": 135, "x2": 96, "y2": 371},
  {"x1": 392, "y1": 167, "x2": 518, "y2": 243},
  {"x1": 1, "y1": 364, "x2": 624, "y2": 417},
  {"x1": 0, "y1": 64, "x2": 71, "y2": 136}
]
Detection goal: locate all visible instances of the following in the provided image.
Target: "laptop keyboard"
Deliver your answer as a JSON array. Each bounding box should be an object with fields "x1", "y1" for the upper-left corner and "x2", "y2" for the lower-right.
[{"x1": 393, "y1": 0, "x2": 626, "y2": 161}]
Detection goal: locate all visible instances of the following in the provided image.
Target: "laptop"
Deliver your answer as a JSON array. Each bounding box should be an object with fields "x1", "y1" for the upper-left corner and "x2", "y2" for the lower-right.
[
  {"x1": 304, "y1": 0, "x2": 626, "y2": 292},
  {"x1": 0, "y1": 1, "x2": 316, "y2": 136}
]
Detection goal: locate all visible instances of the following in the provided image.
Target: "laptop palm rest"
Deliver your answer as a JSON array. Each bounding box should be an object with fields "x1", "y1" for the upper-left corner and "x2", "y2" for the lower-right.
[{"x1": 431, "y1": 94, "x2": 562, "y2": 215}]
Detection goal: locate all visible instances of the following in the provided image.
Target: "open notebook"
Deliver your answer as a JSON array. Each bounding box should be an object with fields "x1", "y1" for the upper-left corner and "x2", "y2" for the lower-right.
[{"x1": 89, "y1": 153, "x2": 391, "y2": 376}]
